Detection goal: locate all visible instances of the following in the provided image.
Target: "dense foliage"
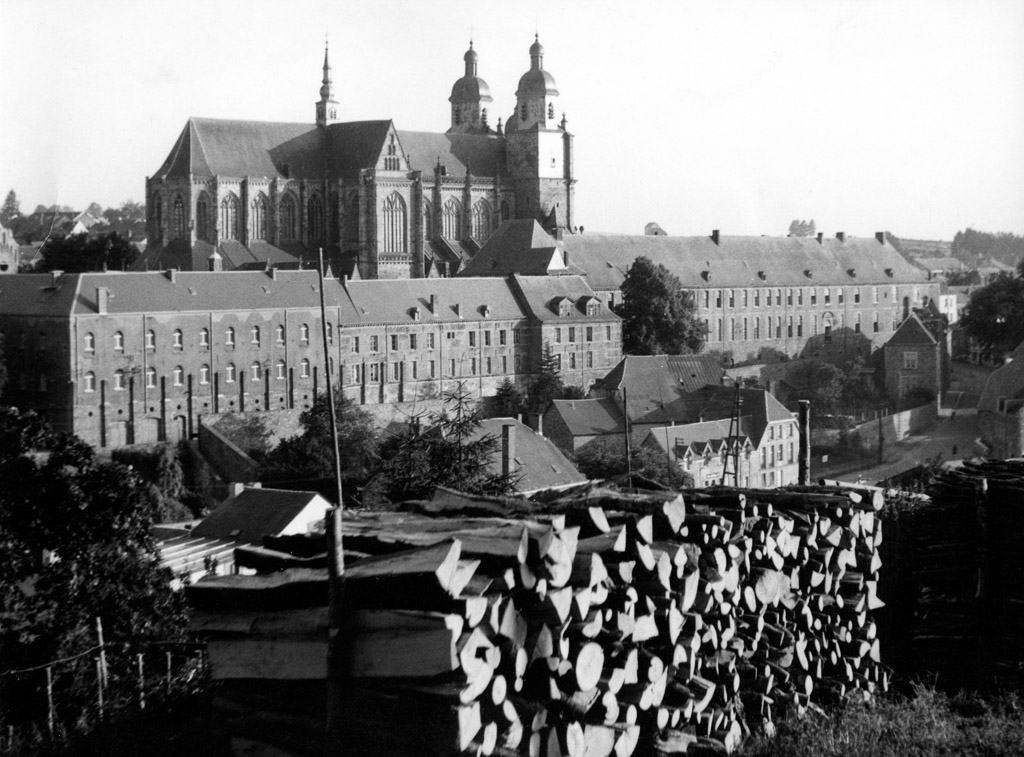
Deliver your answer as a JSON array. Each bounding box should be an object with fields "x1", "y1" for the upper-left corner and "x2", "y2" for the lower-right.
[
  {"x1": 573, "y1": 442, "x2": 694, "y2": 490},
  {"x1": 951, "y1": 227, "x2": 1024, "y2": 268},
  {"x1": 369, "y1": 384, "x2": 519, "y2": 504},
  {"x1": 39, "y1": 231, "x2": 138, "y2": 272},
  {"x1": 1, "y1": 188, "x2": 19, "y2": 225},
  {"x1": 787, "y1": 219, "x2": 816, "y2": 237},
  {"x1": 259, "y1": 390, "x2": 380, "y2": 483},
  {"x1": 960, "y1": 272, "x2": 1024, "y2": 358},
  {"x1": 617, "y1": 256, "x2": 705, "y2": 356}
]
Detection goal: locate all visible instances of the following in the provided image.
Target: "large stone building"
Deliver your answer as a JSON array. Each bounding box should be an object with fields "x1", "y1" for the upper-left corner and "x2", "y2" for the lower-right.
[
  {"x1": 141, "y1": 38, "x2": 575, "y2": 280},
  {"x1": 464, "y1": 220, "x2": 940, "y2": 362},
  {"x1": 0, "y1": 270, "x2": 619, "y2": 448}
]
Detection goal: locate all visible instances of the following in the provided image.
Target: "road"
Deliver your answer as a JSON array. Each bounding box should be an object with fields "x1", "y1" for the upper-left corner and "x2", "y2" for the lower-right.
[{"x1": 825, "y1": 410, "x2": 982, "y2": 485}]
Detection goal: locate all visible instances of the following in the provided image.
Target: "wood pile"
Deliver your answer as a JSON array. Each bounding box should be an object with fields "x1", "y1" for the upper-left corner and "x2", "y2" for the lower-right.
[
  {"x1": 187, "y1": 482, "x2": 889, "y2": 756},
  {"x1": 881, "y1": 459, "x2": 1024, "y2": 692}
]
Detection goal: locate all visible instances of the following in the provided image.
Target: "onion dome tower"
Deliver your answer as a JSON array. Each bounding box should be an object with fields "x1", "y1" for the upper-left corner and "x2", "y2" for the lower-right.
[{"x1": 448, "y1": 42, "x2": 494, "y2": 134}]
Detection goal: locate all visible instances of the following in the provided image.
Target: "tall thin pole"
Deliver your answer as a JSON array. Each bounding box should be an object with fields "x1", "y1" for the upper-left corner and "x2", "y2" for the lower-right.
[
  {"x1": 317, "y1": 247, "x2": 345, "y2": 519},
  {"x1": 622, "y1": 387, "x2": 632, "y2": 488}
]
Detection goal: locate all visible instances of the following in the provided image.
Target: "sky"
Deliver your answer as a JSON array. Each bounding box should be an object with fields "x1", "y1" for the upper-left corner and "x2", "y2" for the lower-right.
[{"x1": 1, "y1": 0, "x2": 1022, "y2": 241}]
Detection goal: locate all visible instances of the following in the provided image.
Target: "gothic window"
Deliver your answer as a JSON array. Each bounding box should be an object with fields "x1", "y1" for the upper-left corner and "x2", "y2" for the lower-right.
[
  {"x1": 329, "y1": 192, "x2": 340, "y2": 243},
  {"x1": 251, "y1": 193, "x2": 269, "y2": 240},
  {"x1": 423, "y1": 200, "x2": 434, "y2": 240},
  {"x1": 384, "y1": 135, "x2": 401, "y2": 171},
  {"x1": 308, "y1": 194, "x2": 325, "y2": 243},
  {"x1": 196, "y1": 194, "x2": 210, "y2": 241},
  {"x1": 442, "y1": 198, "x2": 462, "y2": 240},
  {"x1": 279, "y1": 194, "x2": 297, "y2": 242},
  {"x1": 381, "y1": 192, "x2": 407, "y2": 254},
  {"x1": 220, "y1": 194, "x2": 240, "y2": 240},
  {"x1": 471, "y1": 199, "x2": 492, "y2": 241},
  {"x1": 172, "y1": 195, "x2": 186, "y2": 239},
  {"x1": 500, "y1": 200, "x2": 511, "y2": 221}
]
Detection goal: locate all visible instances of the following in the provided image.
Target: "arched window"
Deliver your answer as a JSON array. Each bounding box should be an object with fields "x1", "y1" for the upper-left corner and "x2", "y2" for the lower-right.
[
  {"x1": 225, "y1": 363, "x2": 236, "y2": 383},
  {"x1": 172, "y1": 366, "x2": 184, "y2": 386},
  {"x1": 547, "y1": 102, "x2": 554, "y2": 120},
  {"x1": 251, "y1": 325, "x2": 260, "y2": 345},
  {"x1": 423, "y1": 200, "x2": 434, "y2": 240},
  {"x1": 196, "y1": 194, "x2": 210, "y2": 241},
  {"x1": 225, "y1": 327, "x2": 235, "y2": 346},
  {"x1": 472, "y1": 199, "x2": 492, "y2": 241},
  {"x1": 200, "y1": 328, "x2": 209, "y2": 347},
  {"x1": 220, "y1": 194, "x2": 240, "y2": 240},
  {"x1": 308, "y1": 194, "x2": 325, "y2": 243},
  {"x1": 381, "y1": 192, "x2": 407, "y2": 254},
  {"x1": 199, "y1": 364, "x2": 210, "y2": 384},
  {"x1": 251, "y1": 362, "x2": 262, "y2": 382},
  {"x1": 276, "y1": 324, "x2": 285, "y2": 343},
  {"x1": 84, "y1": 332, "x2": 95, "y2": 352},
  {"x1": 172, "y1": 195, "x2": 186, "y2": 239},
  {"x1": 300, "y1": 324, "x2": 310, "y2": 343},
  {"x1": 173, "y1": 329, "x2": 183, "y2": 349},
  {"x1": 384, "y1": 134, "x2": 400, "y2": 171},
  {"x1": 114, "y1": 369, "x2": 126, "y2": 390},
  {"x1": 84, "y1": 372, "x2": 96, "y2": 392},
  {"x1": 279, "y1": 194, "x2": 297, "y2": 242},
  {"x1": 113, "y1": 331, "x2": 124, "y2": 351},
  {"x1": 300, "y1": 359, "x2": 310, "y2": 378},
  {"x1": 500, "y1": 200, "x2": 511, "y2": 221},
  {"x1": 326, "y1": 323, "x2": 333, "y2": 344},
  {"x1": 251, "y1": 193, "x2": 268, "y2": 240},
  {"x1": 146, "y1": 330, "x2": 156, "y2": 350},
  {"x1": 152, "y1": 193, "x2": 162, "y2": 232},
  {"x1": 442, "y1": 199, "x2": 462, "y2": 240},
  {"x1": 145, "y1": 366, "x2": 156, "y2": 388},
  {"x1": 276, "y1": 360, "x2": 286, "y2": 380}
]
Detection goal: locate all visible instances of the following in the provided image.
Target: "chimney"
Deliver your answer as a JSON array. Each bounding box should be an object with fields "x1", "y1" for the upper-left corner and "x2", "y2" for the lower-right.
[
  {"x1": 96, "y1": 287, "x2": 109, "y2": 315},
  {"x1": 165, "y1": 268, "x2": 177, "y2": 283},
  {"x1": 501, "y1": 424, "x2": 516, "y2": 478},
  {"x1": 816, "y1": 232, "x2": 823, "y2": 244},
  {"x1": 710, "y1": 229, "x2": 720, "y2": 246},
  {"x1": 454, "y1": 303, "x2": 461, "y2": 318},
  {"x1": 230, "y1": 482, "x2": 246, "y2": 497},
  {"x1": 836, "y1": 232, "x2": 846, "y2": 243},
  {"x1": 530, "y1": 412, "x2": 544, "y2": 436},
  {"x1": 798, "y1": 400, "x2": 811, "y2": 485},
  {"x1": 875, "y1": 231, "x2": 885, "y2": 244},
  {"x1": 429, "y1": 294, "x2": 437, "y2": 314}
]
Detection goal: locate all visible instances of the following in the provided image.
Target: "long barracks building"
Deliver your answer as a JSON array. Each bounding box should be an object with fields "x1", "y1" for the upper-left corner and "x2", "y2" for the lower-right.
[{"x1": 0, "y1": 270, "x2": 619, "y2": 447}]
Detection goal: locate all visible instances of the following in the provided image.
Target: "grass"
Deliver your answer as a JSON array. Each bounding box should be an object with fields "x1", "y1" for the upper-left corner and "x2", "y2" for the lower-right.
[{"x1": 742, "y1": 685, "x2": 1024, "y2": 757}]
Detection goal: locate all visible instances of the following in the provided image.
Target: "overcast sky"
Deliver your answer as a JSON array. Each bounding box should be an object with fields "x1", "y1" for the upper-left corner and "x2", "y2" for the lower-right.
[{"x1": 1, "y1": 0, "x2": 1022, "y2": 240}]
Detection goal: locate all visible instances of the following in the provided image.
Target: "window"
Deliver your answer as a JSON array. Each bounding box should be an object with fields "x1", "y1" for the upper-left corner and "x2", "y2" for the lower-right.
[
  {"x1": 872, "y1": 286, "x2": 879, "y2": 304},
  {"x1": 351, "y1": 365, "x2": 360, "y2": 383},
  {"x1": 586, "y1": 352, "x2": 594, "y2": 368},
  {"x1": 200, "y1": 328, "x2": 209, "y2": 347},
  {"x1": 810, "y1": 289, "x2": 817, "y2": 305},
  {"x1": 873, "y1": 312, "x2": 879, "y2": 333},
  {"x1": 442, "y1": 199, "x2": 462, "y2": 240},
  {"x1": 448, "y1": 359, "x2": 456, "y2": 376},
  {"x1": 392, "y1": 362, "x2": 401, "y2": 381},
  {"x1": 308, "y1": 194, "x2": 325, "y2": 243},
  {"x1": 196, "y1": 194, "x2": 210, "y2": 242},
  {"x1": 251, "y1": 193, "x2": 269, "y2": 240},
  {"x1": 226, "y1": 327, "x2": 235, "y2": 346},
  {"x1": 370, "y1": 335, "x2": 379, "y2": 352},
  {"x1": 797, "y1": 289, "x2": 803, "y2": 305},
  {"x1": 497, "y1": 330, "x2": 506, "y2": 346},
  {"x1": 854, "y1": 289, "x2": 861, "y2": 304},
  {"x1": 717, "y1": 319, "x2": 723, "y2": 341},
  {"x1": 84, "y1": 371, "x2": 96, "y2": 392},
  {"x1": 825, "y1": 289, "x2": 831, "y2": 305},
  {"x1": 554, "y1": 354, "x2": 562, "y2": 370},
  {"x1": 787, "y1": 317, "x2": 793, "y2": 338},
  {"x1": 715, "y1": 290, "x2": 722, "y2": 308},
  {"x1": 81, "y1": 332, "x2": 95, "y2": 353},
  {"x1": 226, "y1": 363, "x2": 236, "y2": 383},
  {"x1": 585, "y1": 327, "x2": 593, "y2": 342},
  {"x1": 251, "y1": 362, "x2": 262, "y2": 381},
  {"x1": 569, "y1": 353, "x2": 576, "y2": 369},
  {"x1": 113, "y1": 331, "x2": 124, "y2": 352},
  {"x1": 279, "y1": 194, "x2": 297, "y2": 242},
  {"x1": 145, "y1": 367, "x2": 156, "y2": 388},
  {"x1": 199, "y1": 364, "x2": 210, "y2": 384},
  {"x1": 484, "y1": 331, "x2": 491, "y2": 347},
  {"x1": 838, "y1": 289, "x2": 845, "y2": 305},
  {"x1": 854, "y1": 314, "x2": 861, "y2": 333},
  {"x1": 775, "y1": 317, "x2": 782, "y2": 339},
  {"x1": 472, "y1": 199, "x2": 493, "y2": 241},
  {"x1": 753, "y1": 318, "x2": 760, "y2": 340},
  {"x1": 743, "y1": 318, "x2": 749, "y2": 340},
  {"x1": 146, "y1": 330, "x2": 156, "y2": 350},
  {"x1": 251, "y1": 325, "x2": 260, "y2": 345},
  {"x1": 754, "y1": 290, "x2": 760, "y2": 307},
  {"x1": 789, "y1": 443, "x2": 795, "y2": 463},
  {"x1": 301, "y1": 359, "x2": 311, "y2": 378},
  {"x1": 172, "y1": 366, "x2": 184, "y2": 387},
  {"x1": 429, "y1": 360, "x2": 436, "y2": 378},
  {"x1": 352, "y1": 336, "x2": 360, "y2": 353},
  {"x1": 797, "y1": 316, "x2": 803, "y2": 337},
  {"x1": 220, "y1": 194, "x2": 239, "y2": 240},
  {"x1": 173, "y1": 329, "x2": 183, "y2": 349},
  {"x1": 903, "y1": 352, "x2": 919, "y2": 370},
  {"x1": 369, "y1": 363, "x2": 380, "y2": 382},
  {"x1": 729, "y1": 290, "x2": 736, "y2": 308},
  {"x1": 787, "y1": 289, "x2": 793, "y2": 306},
  {"x1": 276, "y1": 360, "x2": 286, "y2": 380},
  {"x1": 327, "y1": 323, "x2": 333, "y2": 344},
  {"x1": 172, "y1": 195, "x2": 186, "y2": 239},
  {"x1": 276, "y1": 324, "x2": 285, "y2": 343},
  {"x1": 470, "y1": 358, "x2": 477, "y2": 375},
  {"x1": 568, "y1": 327, "x2": 576, "y2": 343},
  {"x1": 703, "y1": 291, "x2": 710, "y2": 308},
  {"x1": 391, "y1": 334, "x2": 399, "y2": 351},
  {"x1": 382, "y1": 192, "x2": 407, "y2": 253},
  {"x1": 555, "y1": 328, "x2": 562, "y2": 344}
]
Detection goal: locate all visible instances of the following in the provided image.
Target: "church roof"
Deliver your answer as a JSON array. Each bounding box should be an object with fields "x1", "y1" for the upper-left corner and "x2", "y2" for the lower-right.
[
  {"x1": 461, "y1": 220, "x2": 569, "y2": 276},
  {"x1": 153, "y1": 117, "x2": 507, "y2": 182}
]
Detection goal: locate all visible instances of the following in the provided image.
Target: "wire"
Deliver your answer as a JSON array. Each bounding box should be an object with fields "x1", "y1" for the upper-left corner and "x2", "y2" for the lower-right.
[{"x1": 0, "y1": 644, "x2": 102, "y2": 678}]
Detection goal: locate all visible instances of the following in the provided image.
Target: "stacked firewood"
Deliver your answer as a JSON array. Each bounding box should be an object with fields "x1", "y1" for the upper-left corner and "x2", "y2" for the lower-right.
[{"x1": 334, "y1": 483, "x2": 888, "y2": 756}]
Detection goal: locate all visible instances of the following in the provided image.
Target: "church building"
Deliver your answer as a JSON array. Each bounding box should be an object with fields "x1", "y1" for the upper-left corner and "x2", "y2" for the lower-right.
[{"x1": 141, "y1": 38, "x2": 576, "y2": 280}]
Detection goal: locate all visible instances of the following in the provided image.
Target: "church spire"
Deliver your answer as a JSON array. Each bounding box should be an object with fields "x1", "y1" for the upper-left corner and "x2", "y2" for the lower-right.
[{"x1": 316, "y1": 40, "x2": 339, "y2": 127}]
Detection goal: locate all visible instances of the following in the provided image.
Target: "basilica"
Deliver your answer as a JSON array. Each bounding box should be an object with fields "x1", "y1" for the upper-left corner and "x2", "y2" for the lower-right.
[{"x1": 141, "y1": 38, "x2": 575, "y2": 279}]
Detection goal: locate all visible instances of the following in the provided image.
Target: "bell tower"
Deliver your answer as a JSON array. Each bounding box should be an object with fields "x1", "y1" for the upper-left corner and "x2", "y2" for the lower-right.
[
  {"x1": 316, "y1": 42, "x2": 339, "y2": 127},
  {"x1": 448, "y1": 42, "x2": 494, "y2": 134}
]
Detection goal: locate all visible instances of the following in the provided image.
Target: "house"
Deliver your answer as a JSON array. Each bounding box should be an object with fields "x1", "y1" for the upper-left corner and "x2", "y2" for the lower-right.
[
  {"x1": 471, "y1": 417, "x2": 586, "y2": 494},
  {"x1": 978, "y1": 341, "x2": 1024, "y2": 458},
  {"x1": 883, "y1": 308, "x2": 949, "y2": 405},
  {"x1": 544, "y1": 397, "x2": 625, "y2": 454},
  {"x1": 191, "y1": 485, "x2": 331, "y2": 544},
  {"x1": 640, "y1": 418, "x2": 757, "y2": 488}
]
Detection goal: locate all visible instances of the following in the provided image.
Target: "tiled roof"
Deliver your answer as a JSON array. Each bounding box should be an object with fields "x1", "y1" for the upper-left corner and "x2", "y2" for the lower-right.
[
  {"x1": 596, "y1": 355, "x2": 724, "y2": 400},
  {"x1": 979, "y1": 341, "x2": 1024, "y2": 413},
  {"x1": 472, "y1": 418, "x2": 586, "y2": 493},
  {"x1": 642, "y1": 417, "x2": 751, "y2": 456},
  {"x1": 475, "y1": 224, "x2": 928, "y2": 290},
  {"x1": 546, "y1": 397, "x2": 625, "y2": 437},
  {"x1": 509, "y1": 274, "x2": 617, "y2": 322},
  {"x1": 191, "y1": 487, "x2": 327, "y2": 544},
  {"x1": 342, "y1": 276, "x2": 529, "y2": 326},
  {"x1": 886, "y1": 312, "x2": 938, "y2": 347}
]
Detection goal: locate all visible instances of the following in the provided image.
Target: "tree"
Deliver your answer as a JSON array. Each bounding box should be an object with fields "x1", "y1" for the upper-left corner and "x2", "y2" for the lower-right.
[
  {"x1": 0, "y1": 409, "x2": 187, "y2": 724},
  {"x1": 527, "y1": 342, "x2": 565, "y2": 412},
  {"x1": 960, "y1": 272, "x2": 1024, "y2": 358},
  {"x1": 574, "y1": 441, "x2": 694, "y2": 490},
  {"x1": 85, "y1": 201, "x2": 104, "y2": 219},
  {"x1": 491, "y1": 377, "x2": 527, "y2": 418},
  {"x1": 1, "y1": 189, "x2": 19, "y2": 225},
  {"x1": 39, "y1": 231, "x2": 138, "y2": 272},
  {"x1": 788, "y1": 219, "x2": 816, "y2": 238},
  {"x1": 617, "y1": 256, "x2": 705, "y2": 355},
  {"x1": 369, "y1": 383, "x2": 519, "y2": 504},
  {"x1": 883, "y1": 230, "x2": 903, "y2": 253},
  {"x1": 260, "y1": 390, "x2": 380, "y2": 483},
  {"x1": 788, "y1": 360, "x2": 845, "y2": 419}
]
